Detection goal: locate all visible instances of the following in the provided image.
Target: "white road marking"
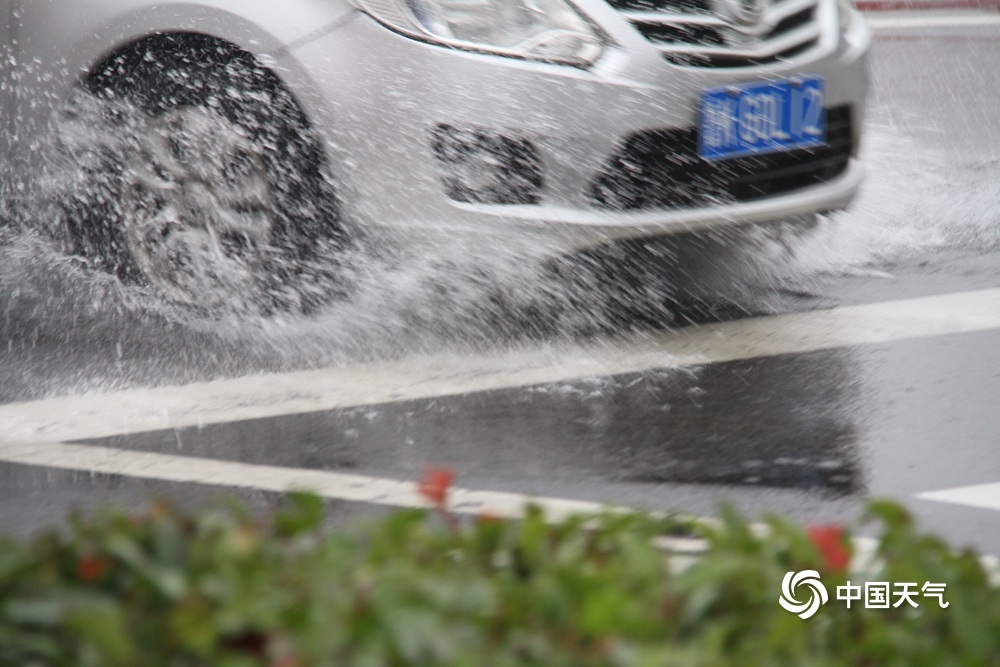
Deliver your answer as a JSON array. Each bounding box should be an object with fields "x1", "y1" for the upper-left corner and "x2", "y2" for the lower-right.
[
  {"x1": 2, "y1": 288, "x2": 1000, "y2": 446},
  {"x1": 917, "y1": 482, "x2": 1000, "y2": 512},
  {"x1": 4, "y1": 439, "x2": 997, "y2": 576},
  {"x1": 0, "y1": 440, "x2": 804, "y2": 563},
  {"x1": 3, "y1": 290, "x2": 999, "y2": 566},
  {"x1": 868, "y1": 11, "x2": 1000, "y2": 29},
  {"x1": 0, "y1": 439, "x2": 604, "y2": 521}
]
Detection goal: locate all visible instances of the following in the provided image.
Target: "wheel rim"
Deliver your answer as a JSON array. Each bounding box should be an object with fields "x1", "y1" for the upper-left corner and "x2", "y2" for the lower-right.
[{"x1": 121, "y1": 106, "x2": 274, "y2": 306}]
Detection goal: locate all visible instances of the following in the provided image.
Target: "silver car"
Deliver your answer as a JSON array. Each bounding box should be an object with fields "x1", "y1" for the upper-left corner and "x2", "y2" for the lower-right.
[{"x1": 0, "y1": 0, "x2": 870, "y2": 307}]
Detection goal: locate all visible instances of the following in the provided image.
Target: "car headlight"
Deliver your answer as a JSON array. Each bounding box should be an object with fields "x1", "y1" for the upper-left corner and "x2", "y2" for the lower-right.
[{"x1": 355, "y1": 0, "x2": 605, "y2": 66}]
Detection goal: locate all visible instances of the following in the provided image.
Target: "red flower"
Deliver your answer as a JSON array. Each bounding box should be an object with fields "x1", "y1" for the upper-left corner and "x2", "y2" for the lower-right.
[
  {"x1": 76, "y1": 555, "x2": 109, "y2": 583},
  {"x1": 807, "y1": 524, "x2": 851, "y2": 573},
  {"x1": 417, "y1": 467, "x2": 455, "y2": 509}
]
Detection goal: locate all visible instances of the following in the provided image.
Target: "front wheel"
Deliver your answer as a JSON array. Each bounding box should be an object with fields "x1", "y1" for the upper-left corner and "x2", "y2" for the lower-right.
[
  {"x1": 121, "y1": 106, "x2": 280, "y2": 307},
  {"x1": 66, "y1": 34, "x2": 347, "y2": 312}
]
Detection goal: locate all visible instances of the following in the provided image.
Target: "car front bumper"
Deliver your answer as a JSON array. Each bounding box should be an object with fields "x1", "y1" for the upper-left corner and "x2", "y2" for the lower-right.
[{"x1": 277, "y1": 1, "x2": 871, "y2": 251}]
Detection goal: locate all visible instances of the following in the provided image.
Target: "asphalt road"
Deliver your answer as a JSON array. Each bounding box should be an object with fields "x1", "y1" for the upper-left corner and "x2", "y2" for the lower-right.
[{"x1": 2, "y1": 14, "x2": 1000, "y2": 558}]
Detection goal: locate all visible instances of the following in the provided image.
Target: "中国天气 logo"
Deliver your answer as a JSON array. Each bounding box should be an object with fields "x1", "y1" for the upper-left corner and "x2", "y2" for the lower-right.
[{"x1": 779, "y1": 570, "x2": 829, "y2": 619}]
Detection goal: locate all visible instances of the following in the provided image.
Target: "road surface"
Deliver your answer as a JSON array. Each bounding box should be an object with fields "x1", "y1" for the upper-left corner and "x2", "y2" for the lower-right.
[{"x1": 2, "y1": 10, "x2": 999, "y2": 557}]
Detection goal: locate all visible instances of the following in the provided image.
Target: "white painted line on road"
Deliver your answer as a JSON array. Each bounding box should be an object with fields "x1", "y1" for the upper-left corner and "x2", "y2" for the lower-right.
[
  {"x1": 4, "y1": 439, "x2": 995, "y2": 581},
  {"x1": 3, "y1": 439, "x2": 999, "y2": 579},
  {"x1": 868, "y1": 11, "x2": 1000, "y2": 28},
  {"x1": 917, "y1": 482, "x2": 1000, "y2": 512},
  {"x1": 0, "y1": 440, "x2": 785, "y2": 563},
  {"x1": 0, "y1": 439, "x2": 603, "y2": 521},
  {"x1": 2, "y1": 288, "x2": 1000, "y2": 446}
]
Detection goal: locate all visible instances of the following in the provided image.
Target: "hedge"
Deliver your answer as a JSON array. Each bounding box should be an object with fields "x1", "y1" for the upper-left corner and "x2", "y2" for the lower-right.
[{"x1": 0, "y1": 475, "x2": 998, "y2": 666}]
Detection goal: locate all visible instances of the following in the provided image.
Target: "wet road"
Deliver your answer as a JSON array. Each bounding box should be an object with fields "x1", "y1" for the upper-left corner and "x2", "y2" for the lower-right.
[{"x1": 2, "y1": 14, "x2": 1000, "y2": 555}]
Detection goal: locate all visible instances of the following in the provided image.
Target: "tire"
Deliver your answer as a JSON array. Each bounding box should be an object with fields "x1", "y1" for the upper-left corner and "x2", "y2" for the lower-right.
[{"x1": 65, "y1": 34, "x2": 346, "y2": 311}]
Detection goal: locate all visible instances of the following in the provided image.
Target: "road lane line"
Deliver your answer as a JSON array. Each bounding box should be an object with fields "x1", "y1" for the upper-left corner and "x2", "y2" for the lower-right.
[
  {"x1": 868, "y1": 12, "x2": 1000, "y2": 28},
  {"x1": 5, "y1": 440, "x2": 999, "y2": 578},
  {"x1": 2, "y1": 438, "x2": 994, "y2": 573},
  {"x1": 917, "y1": 482, "x2": 1000, "y2": 512},
  {"x1": 0, "y1": 440, "x2": 834, "y2": 559},
  {"x1": 2, "y1": 287, "x2": 1000, "y2": 446},
  {"x1": 0, "y1": 439, "x2": 603, "y2": 521}
]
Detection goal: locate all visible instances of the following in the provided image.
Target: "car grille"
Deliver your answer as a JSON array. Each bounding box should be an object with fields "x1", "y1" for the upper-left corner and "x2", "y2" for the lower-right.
[
  {"x1": 606, "y1": 0, "x2": 822, "y2": 68},
  {"x1": 590, "y1": 105, "x2": 853, "y2": 211}
]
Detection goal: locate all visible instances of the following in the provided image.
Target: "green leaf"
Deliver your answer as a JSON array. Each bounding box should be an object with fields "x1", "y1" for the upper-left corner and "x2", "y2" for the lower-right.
[
  {"x1": 65, "y1": 596, "x2": 136, "y2": 665},
  {"x1": 2, "y1": 598, "x2": 64, "y2": 626},
  {"x1": 275, "y1": 492, "x2": 325, "y2": 536}
]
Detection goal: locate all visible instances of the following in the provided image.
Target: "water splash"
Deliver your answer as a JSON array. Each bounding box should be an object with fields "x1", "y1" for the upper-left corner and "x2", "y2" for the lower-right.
[
  {"x1": 783, "y1": 117, "x2": 1000, "y2": 278},
  {"x1": 2, "y1": 93, "x2": 998, "y2": 399}
]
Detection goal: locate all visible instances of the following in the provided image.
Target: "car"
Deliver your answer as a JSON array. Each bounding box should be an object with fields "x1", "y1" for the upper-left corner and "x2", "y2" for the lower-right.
[{"x1": 0, "y1": 0, "x2": 871, "y2": 309}]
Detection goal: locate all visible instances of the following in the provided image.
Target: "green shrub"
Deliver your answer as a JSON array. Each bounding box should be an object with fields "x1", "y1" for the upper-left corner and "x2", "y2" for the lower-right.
[{"x1": 0, "y1": 493, "x2": 997, "y2": 666}]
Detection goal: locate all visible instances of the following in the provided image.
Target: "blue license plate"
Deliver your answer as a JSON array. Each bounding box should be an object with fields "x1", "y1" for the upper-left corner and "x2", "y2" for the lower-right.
[{"x1": 698, "y1": 76, "x2": 826, "y2": 161}]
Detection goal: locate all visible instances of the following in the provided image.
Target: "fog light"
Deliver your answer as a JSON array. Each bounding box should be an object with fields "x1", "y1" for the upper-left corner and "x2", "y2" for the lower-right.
[{"x1": 430, "y1": 125, "x2": 544, "y2": 205}]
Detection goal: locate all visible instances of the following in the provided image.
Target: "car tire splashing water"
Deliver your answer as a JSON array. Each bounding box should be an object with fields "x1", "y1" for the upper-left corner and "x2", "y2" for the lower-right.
[
  {"x1": 32, "y1": 34, "x2": 350, "y2": 316},
  {"x1": 120, "y1": 106, "x2": 277, "y2": 309},
  {"x1": 7, "y1": 50, "x2": 999, "y2": 397},
  {"x1": 0, "y1": 72, "x2": 834, "y2": 398}
]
